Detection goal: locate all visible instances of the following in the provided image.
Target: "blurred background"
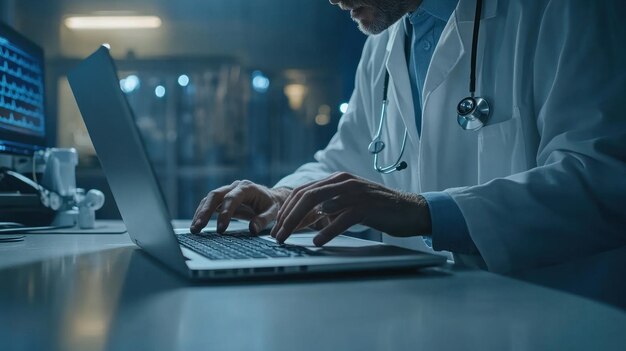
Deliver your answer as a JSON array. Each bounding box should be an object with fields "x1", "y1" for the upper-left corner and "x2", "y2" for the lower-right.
[{"x1": 0, "y1": 0, "x2": 366, "y2": 219}]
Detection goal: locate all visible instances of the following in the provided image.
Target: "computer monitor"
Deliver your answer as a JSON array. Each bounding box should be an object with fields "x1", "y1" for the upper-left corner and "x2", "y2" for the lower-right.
[{"x1": 0, "y1": 22, "x2": 47, "y2": 156}]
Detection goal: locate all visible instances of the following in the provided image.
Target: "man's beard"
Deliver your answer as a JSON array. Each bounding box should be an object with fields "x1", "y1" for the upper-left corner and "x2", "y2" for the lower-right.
[{"x1": 349, "y1": 0, "x2": 416, "y2": 35}]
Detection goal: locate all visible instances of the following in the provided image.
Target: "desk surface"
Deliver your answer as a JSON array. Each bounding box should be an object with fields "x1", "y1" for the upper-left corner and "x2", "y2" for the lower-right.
[{"x1": 1, "y1": 222, "x2": 625, "y2": 351}]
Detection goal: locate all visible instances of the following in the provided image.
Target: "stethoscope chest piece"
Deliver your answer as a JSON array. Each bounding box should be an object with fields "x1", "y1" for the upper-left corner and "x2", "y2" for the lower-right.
[{"x1": 457, "y1": 96, "x2": 490, "y2": 131}]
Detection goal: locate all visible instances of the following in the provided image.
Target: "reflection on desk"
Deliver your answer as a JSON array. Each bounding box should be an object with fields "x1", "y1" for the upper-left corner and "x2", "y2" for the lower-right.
[{"x1": 0, "y1": 231, "x2": 625, "y2": 351}]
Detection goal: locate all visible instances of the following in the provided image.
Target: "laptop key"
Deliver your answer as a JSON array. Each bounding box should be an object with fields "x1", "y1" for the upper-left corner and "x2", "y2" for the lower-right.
[
  {"x1": 177, "y1": 233, "x2": 307, "y2": 260},
  {"x1": 260, "y1": 249, "x2": 290, "y2": 257}
]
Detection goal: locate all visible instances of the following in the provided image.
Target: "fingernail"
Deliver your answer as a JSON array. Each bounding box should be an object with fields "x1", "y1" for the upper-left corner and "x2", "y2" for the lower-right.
[
  {"x1": 313, "y1": 234, "x2": 329, "y2": 247},
  {"x1": 275, "y1": 228, "x2": 285, "y2": 242},
  {"x1": 313, "y1": 237, "x2": 324, "y2": 247},
  {"x1": 252, "y1": 222, "x2": 261, "y2": 234}
]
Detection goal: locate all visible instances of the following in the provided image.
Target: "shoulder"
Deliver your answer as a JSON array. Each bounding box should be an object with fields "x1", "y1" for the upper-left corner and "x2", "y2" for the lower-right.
[
  {"x1": 497, "y1": 0, "x2": 625, "y2": 51},
  {"x1": 531, "y1": 0, "x2": 625, "y2": 43},
  {"x1": 505, "y1": 0, "x2": 625, "y2": 24}
]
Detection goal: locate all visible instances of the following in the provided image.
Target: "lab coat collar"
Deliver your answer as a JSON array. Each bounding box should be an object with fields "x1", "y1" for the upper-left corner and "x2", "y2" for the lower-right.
[
  {"x1": 456, "y1": 0, "x2": 498, "y2": 22},
  {"x1": 415, "y1": 0, "x2": 459, "y2": 23},
  {"x1": 384, "y1": 0, "x2": 498, "y2": 53},
  {"x1": 421, "y1": 0, "x2": 498, "y2": 103},
  {"x1": 383, "y1": 0, "x2": 498, "y2": 143}
]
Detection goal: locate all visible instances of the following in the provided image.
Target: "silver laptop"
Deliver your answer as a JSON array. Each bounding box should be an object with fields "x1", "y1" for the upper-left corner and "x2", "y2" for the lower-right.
[{"x1": 67, "y1": 46, "x2": 446, "y2": 280}]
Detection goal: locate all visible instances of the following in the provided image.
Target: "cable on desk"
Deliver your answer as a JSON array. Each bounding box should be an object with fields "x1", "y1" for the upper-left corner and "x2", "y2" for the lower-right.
[
  {"x1": 0, "y1": 224, "x2": 75, "y2": 235},
  {"x1": 0, "y1": 222, "x2": 24, "y2": 229},
  {"x1": 27, "y1": 228, "x2": 128, "y2": 234},
  {"x1": 0, "y1": 235, "x2": 25, "y2": 243},
  {"x1": 0, "y1": 222, "x2": 25, "y2": 242},
  {"x1": 0, "y1": 222, "x2": 127, "y2": 235}
]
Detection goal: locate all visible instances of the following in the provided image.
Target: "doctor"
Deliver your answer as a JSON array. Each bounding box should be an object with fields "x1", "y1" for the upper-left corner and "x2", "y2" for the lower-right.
[{"x1": 191, "y1": 0, "x2": 626, "y2": 273}]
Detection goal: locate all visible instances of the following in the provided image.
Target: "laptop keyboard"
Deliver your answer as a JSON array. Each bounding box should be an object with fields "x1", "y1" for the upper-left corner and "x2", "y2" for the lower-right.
[{"x1": 177, "y1": 232, "x2": 313, "y2": 260}]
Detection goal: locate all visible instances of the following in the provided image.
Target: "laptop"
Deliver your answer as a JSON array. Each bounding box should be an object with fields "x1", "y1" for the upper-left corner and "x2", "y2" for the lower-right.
[{"x1": 67, "y1": 46, "x2": 446, "y2": 280}]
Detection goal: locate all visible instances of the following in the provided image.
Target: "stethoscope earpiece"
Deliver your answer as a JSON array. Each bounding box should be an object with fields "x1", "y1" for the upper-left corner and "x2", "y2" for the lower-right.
[{"x1": 457, "y1": 96, "x2": 490, "y2": 130}]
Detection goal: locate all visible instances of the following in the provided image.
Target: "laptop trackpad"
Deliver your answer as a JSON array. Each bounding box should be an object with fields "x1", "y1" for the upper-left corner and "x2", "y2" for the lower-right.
[
  {"x1": 278, "y1": 234, "x2": 373, "y2": 248},
  {"x1": 271, "y1": 233, "x2": 414, "y2": 257}
]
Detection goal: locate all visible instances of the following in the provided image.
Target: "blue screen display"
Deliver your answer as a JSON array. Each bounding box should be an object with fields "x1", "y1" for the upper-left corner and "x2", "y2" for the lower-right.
[{"x1": 0, "y1": 23, "x2": 46, "y2": 155}]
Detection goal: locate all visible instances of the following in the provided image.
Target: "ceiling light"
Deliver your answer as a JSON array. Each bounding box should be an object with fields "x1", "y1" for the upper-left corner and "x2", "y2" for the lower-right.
[
  {"x1": 120, "y1": 75, "x2": 140, "y2": 93},
  {"x1": 177, "y1": 74, "x2": 190, "y2": 87},
  {"x1": 284, "y1": 84, "x2": 307, "y2": 110},
  {"x1": 339, "y1": 102, "x2": 349, "y2": 114},
  {"x1": 315, "y1": 114, "x2": 330, "y2": 126},
  {"x1": 155, "y1": 85, "x2": 166, "y2": 98},
  {"x1": 64, "y1": 16, "x2": 162, "y2": 30}
]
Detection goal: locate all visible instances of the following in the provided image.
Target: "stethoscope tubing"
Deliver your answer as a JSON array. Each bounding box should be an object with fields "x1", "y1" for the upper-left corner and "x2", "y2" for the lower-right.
[{"x1": 370, "y1": 0, "x2": 489, "y2": 174}]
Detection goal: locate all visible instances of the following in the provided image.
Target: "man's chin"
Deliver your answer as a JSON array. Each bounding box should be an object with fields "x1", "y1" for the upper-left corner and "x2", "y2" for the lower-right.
[
  {"x1": 355, "y1": 19, "x2": 389, "y2": 35},
  {"x1": 347, "y1": 2, "x2": 408, "y2": 35}
]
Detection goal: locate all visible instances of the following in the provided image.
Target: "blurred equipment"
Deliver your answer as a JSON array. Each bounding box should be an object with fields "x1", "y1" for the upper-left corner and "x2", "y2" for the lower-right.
[
  {"x1": 0, "y1": 221, "x2": 25, "y2": 241},
  {"x1": 0, "y1": 22, "x2": 47, "y2": 156},
  {"x1": 0, "y1": 23, "x2": 104, "y2": 230},
  {"x1": 40, "y1": 148, "x2": 78, "y2": 205},
  {"x1": 3, "y1": 149, "x2": 105, "y2": 229},
  {"x1": 0, "y1": 21, "x2": 52, "y2": 226},
  {"x1": 34, "y1": 148, "x2": 105, "y2": 228}
]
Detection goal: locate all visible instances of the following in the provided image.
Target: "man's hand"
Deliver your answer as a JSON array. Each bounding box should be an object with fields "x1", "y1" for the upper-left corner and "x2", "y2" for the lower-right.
[
  {"x1": 190, "y1": 181, "x2": 291, "y2": 235},
  {"x1": 270, "y1": 172, "x2": 432, "y2": 246}
]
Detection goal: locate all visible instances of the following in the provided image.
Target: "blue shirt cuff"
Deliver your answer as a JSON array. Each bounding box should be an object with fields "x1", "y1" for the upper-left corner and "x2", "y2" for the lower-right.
[{"x1": 422, "y1": 191, "x2": 479, "y2": 254}]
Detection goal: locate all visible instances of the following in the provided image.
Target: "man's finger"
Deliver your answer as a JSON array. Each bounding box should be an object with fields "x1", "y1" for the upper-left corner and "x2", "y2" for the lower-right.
[
  {"x1": 191, "y1": 193, "x2": 223, "y2": 234},
  {"x1": 249, "y1": 204, "x2": 279, "y2": 235},
  {"x1": 275, "y1": 205, "x2": 333, "y2": 243},
  {"x1": 274, "y1": 176, "x2": 353, "y2": 236},
  {"x1": 232, "y1": 204, "x2": 257, "y2": 221},
  {"x1": 274, "y1": 208, "x2": 333, "y2": 241},
  {"x1": 293, "y1": 208, "x2": 327, "y2": 232},
  {"x1": 191, "y1": 196, "x2": 207, "y2": 224},
  {"x1": 217, "y1": 188, "x2": 247, "y2": 233},
  {"x1": 273, "y1": 173, "x2": 353, "y2": 235},
  {"x1": 275, "y1": 179, "x2": 362, "y2": 241},
  {"x1": 320, "y1": 194, "x2": 355, "y2": 215},
  {"x1": 313, "y1": 210, "x2": 360, "y2": 246},
  {"x1": 272, "y1": 180, "x2": 317, "y2": 236},
  {"x1": 190, "y1": 183, "x2": 238, "y2": 233},
  {"x1": 308, "y1": 213, "x2": 334, "y2": 231}
]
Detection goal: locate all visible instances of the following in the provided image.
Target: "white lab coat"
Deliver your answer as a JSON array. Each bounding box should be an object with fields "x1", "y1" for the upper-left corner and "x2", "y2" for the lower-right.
[{"x1": 276, "y1": 0, "x2": 626, "y2": 273}]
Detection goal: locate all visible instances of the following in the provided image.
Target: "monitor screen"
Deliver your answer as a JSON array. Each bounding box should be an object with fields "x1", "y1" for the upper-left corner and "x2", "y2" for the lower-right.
[{"x1": 0, "y1": 22, "x2": 47, "y2": 155}]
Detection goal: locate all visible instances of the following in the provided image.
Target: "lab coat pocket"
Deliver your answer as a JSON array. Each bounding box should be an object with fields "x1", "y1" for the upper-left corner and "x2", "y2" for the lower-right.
[{"x1": 477, "y1": 107, "x2": 527, "y2": 184}]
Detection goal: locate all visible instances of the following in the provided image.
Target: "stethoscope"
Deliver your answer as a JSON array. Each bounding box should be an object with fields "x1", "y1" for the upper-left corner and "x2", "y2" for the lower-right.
[{"x1": 368, "y1": 0, "x2": 490, "y2": 174}]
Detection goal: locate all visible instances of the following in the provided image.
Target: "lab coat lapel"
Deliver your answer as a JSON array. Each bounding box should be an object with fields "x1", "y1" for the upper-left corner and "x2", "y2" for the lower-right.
[
  {"x1": 456, "y1": 0, "x2": 498, "y2": 22},
  {"x1": 385, "y1": 21, "x2": 419, "y2": 145},
  {"x1": 422, "y1": 0, "x2": 498, "y2": 104}
]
